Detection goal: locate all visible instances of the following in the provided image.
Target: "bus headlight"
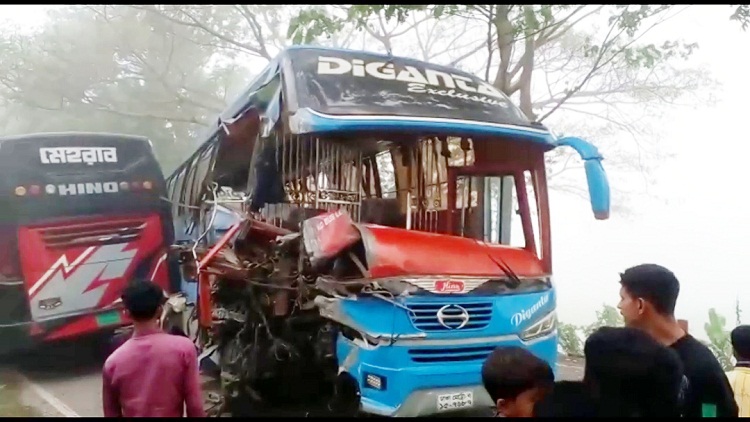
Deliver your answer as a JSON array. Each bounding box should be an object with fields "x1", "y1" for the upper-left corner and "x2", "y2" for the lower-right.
[{"x1": 520, "y1": 311, "x2": 557, "y2": 341}]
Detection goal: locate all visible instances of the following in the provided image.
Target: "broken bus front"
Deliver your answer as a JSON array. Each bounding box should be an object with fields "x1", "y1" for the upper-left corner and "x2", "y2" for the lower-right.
[{"x1": 167, "y1": 46, "x2": 610, "y2": 417}]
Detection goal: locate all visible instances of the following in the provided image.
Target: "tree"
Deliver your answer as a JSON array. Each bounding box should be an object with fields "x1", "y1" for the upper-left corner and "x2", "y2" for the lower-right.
[
  {"x1": 130, "y1": 5, "x2": 712, "y2": 181},
  {"x1": 732, "y1": 5, "x2": 750, "y2": 29},
  {"x1": 558, "y1": 322, "x2": 584, "y2": 357},
  {"x1": 289, "y1": 5, "x2": 704, "y2": 120},
  {"x1": 736, "y1": 298, "x2": 743, "y2": 326},
  {"x1": 0, "y1": 6, "x2": 261, "y2": 173},
  {"x1": 0, "y1": 5, "x2": 714, "y2": 192},
  {"x1": 0, "y1": 5, "x2": 373, "y2": 173},
  {"x1": 558, "y1": 303, "x2": 624, "y2": 357},
  {"x1": 705, "y1": 308, "x2": 733, "y2": 371},
  {"x1": 583, "y1": 303, "x2": 624, "y2": 337},
  {"x1": 288, "y1": 5, "x2": 712, "y2": 210}
]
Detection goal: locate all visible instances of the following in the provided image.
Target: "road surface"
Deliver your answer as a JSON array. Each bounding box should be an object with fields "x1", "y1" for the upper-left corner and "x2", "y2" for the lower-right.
[{"x1": 9, "y1": 337, "x2": 584, "y2": 417}]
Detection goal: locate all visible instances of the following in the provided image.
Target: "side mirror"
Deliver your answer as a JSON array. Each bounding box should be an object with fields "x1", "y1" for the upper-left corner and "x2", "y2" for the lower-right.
[{"x1": 553, "y1": 136, "x2": 611, "y2": 220}]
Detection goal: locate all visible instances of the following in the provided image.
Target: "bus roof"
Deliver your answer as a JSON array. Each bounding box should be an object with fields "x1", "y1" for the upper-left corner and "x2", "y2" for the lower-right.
[
  {"x1": 0, "y1": 132, "x2": 152, "y2": 148},
  {"x1": 214, "y1": 45, "x2": 556, "y2": 146}
]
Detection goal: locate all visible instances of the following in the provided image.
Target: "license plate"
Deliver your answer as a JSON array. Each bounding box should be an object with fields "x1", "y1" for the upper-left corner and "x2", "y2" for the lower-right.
[
  {"x1": 96, "y1": 311, "x2": 122, "y2": 327},
  {"x1": 437, "y1": 391, "x2": 474, "y2": 412}
]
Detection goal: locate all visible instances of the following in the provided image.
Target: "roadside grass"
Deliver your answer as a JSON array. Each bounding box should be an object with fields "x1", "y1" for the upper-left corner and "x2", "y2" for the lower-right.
[{"x1": 0, "y1": 370, "x2": 41, "y2": 417}]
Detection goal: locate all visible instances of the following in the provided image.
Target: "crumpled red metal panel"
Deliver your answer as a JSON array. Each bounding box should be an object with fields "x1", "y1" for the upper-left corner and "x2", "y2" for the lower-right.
[
  {"x1": 356, "y1": 224, "x2": 547, "y2": 279},
  {"x1": 302, "y1": 209, "x2": 362, "y2": 266}
]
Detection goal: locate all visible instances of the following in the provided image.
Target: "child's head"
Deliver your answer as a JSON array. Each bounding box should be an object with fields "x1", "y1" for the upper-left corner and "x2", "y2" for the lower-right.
[
  {"x1": 731, "y1": 325, "x2": 750, "y2": 361},
  {"x1": 481, "y1": 346, "x2": 554, "y2": 417}
]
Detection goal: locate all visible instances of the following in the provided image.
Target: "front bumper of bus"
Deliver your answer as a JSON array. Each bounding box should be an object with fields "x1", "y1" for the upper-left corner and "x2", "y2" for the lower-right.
[{"x1": 338, "y1": 332, "x2": 558, "y2": 417}]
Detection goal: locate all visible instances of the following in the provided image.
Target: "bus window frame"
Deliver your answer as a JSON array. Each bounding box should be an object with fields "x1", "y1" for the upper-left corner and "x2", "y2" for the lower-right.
[
  {"x1": 189, "y1": 142, "x2": 217, "y2": 208},
  {"x1": 169, "y1": 166, "x2": 188, "y2": 218},
  {"x1": 447, "y1": 163, "x2": 538, "y2": 255},
  {"x1": 178, "y1": 159, "x2": 198, "y2": 218}
]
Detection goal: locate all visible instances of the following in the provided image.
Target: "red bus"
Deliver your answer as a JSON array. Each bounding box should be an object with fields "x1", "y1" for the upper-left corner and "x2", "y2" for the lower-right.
[{"x1": 0, "y1": 132, "x2": 177, "y2": 354}]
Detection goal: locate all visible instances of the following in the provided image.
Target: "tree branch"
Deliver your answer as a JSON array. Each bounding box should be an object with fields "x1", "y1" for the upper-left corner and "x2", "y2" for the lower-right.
[
  {"x1": 235, "y1": 5, "x2": 271, "y2": 59},
  {"x1": 130, "y1": 5, "x2": 268, "y2": 59},
  {"x1": 536, "y1": 5, "x2": 602, "y2": 48}
]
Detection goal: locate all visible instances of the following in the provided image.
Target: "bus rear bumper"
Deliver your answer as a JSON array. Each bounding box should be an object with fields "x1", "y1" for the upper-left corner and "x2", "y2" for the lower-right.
[{"x1": 1, "y1": 307, "x2": 129, "y2": 350}]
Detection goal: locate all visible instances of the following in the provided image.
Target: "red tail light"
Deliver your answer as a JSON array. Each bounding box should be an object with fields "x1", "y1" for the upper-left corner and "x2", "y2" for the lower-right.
[{"x1": 130, "y1": 181, "x2": 155, "y2": 191}]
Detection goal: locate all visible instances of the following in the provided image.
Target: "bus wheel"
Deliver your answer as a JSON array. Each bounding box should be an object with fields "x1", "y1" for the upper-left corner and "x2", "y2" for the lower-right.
[{"x1": 329, "y1": 372, "x2": 361, "y2": 416}]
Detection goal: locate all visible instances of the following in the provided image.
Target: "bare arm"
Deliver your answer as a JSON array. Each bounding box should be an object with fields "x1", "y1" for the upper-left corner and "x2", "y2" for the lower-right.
[
  {"x1": 183, "y1": 344, "x2": 206, "y2": 417},
  {"x1": 102, "y1": 366, "x2": 122, "y2": 417}
]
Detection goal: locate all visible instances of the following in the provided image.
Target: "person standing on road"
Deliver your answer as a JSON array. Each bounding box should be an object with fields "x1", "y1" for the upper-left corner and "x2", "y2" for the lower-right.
[
  {"x1": 535, "y1": 326, "x2": 685, "y2": 417},
  {"x1": 617, "y1": 264, "x2": 738, "y2": 418},
  {"x1": 582, "y1": 326, "x2": 685, "y2": 417},
  {"x1": 102, "y1": 280, "x2": 205, "y2": 417},
  {"x1": 726, "y1": 325, "x2": 750, "y2": 416}
]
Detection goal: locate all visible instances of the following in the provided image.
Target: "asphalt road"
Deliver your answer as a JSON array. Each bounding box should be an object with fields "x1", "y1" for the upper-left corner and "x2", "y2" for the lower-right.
[{"x1": 9, "y1": 337, "x2": 584, "y2": 417}]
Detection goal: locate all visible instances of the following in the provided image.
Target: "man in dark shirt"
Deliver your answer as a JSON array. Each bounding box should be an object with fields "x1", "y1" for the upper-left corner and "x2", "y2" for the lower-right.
[
  {"x1": 617, "y1": 264, "x2": 738, "y2": 417},
  {"x1": 584, "y1": 326, "x2": 685, "y2": 417},
  {"x1": 536, "y1": 327, "x2": 685, "y2": 418}
]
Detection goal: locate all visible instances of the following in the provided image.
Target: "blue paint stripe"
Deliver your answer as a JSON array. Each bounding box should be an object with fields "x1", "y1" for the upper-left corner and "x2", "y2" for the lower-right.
[{"x1": 302, "y1": 110, "x2": 557, "y2": 146}]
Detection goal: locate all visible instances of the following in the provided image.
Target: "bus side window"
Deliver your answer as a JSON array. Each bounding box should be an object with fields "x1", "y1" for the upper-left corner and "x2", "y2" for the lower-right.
[
  {"x1": 190, "y1": 144, "x2": 215, "y2": 205},
  {"x1": 170, "y1": 167, "x2": 187, "y2": 219},
  {"x1": 376, "y1": 151, "x2": 397, "y2": 199},
  {"x1": 180, "y1": 157, "x2": 199, "y2": 219}
]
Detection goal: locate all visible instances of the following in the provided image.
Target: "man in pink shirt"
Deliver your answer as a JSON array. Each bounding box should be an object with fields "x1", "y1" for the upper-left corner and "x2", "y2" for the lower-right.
[{"x1": 102, "y1": 280, "x2": 206, "y2": 417}]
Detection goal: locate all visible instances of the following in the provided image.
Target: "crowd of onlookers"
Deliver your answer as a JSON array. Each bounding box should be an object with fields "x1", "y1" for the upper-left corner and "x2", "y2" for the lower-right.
[{"x1": 482, "y1": 263, "x2": 750, "y2": 418}]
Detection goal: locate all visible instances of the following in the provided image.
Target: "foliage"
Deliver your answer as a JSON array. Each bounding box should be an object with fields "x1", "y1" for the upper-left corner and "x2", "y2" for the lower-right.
[
  {"x1": 287, "y1": 5, "x2": 713, "y2": 212},
  {"x1": 704, "y1": 308, "x2": 734, "y2": 371},
  {"x1": 0, "y1": 4, "x2": 717, "y2": 196},
  {"x1": 731, "y1": 5, "x2": 750, "y2": 30},
  {"x1": 288, "y1": 5, "x2": 704, "y2": 121},
  {"x1": 582, "y1": 303, "x2": 625, "y2": 337},
  {"x1": 736, "y1": 297, "x2": 743, "y2": 326},
  {"x1": 558, "y1": 303, "x2": 623, "y2": 357},
  {"x1": 559, "y1": 304, "x2": 740, "y2": 371},
  {"x1": 558, "y1": 322, "x2": 584, "y2": 357},
  {"x1": 0, "y1": 6, "x2": 274, "y2": 173}
]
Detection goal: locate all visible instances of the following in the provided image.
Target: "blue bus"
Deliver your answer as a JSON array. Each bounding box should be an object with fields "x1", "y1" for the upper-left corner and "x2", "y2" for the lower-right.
[{"x1": 165, "y1": 46, "x2": 610, "y2": 416}]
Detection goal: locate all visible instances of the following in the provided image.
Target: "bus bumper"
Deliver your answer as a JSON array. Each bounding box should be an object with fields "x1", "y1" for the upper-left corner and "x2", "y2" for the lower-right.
[{"x1": 338, "y1": 332, "x2": 558, "y2": 417}]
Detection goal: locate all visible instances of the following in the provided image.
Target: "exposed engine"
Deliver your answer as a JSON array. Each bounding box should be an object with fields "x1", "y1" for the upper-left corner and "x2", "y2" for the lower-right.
[{"x1": 174, "y1": 209, "x2": 385, "y2": 416}]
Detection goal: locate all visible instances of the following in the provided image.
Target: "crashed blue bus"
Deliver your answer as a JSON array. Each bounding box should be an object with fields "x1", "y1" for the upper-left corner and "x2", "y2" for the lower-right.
[{"x1": 164, "y1": 45, "x2": 610, "y2": 417}]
